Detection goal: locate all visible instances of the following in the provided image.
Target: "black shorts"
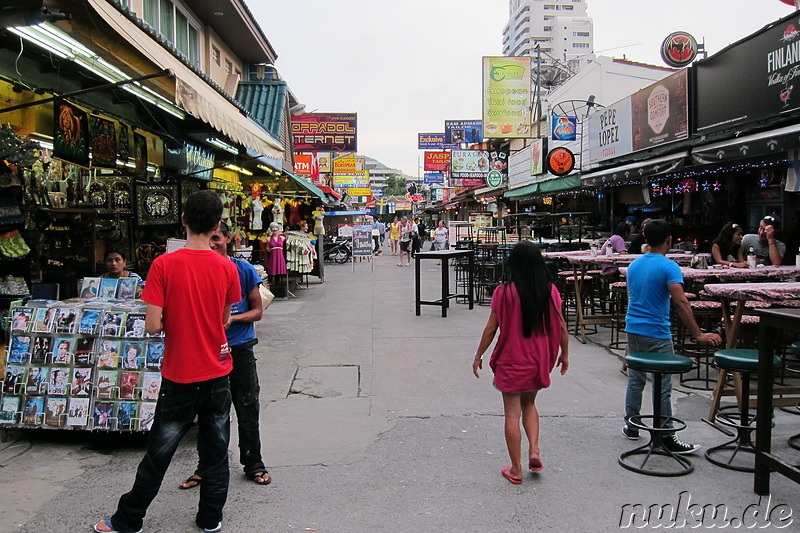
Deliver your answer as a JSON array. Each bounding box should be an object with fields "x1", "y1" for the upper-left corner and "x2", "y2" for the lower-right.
[{"x1": 400, "y1": 240, "x2": 411, "y2": 252}]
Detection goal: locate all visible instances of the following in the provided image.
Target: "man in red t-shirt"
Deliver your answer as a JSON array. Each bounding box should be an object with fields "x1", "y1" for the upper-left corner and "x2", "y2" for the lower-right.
[{"x1": 95, "y1": 191, "x2": 240, "y2": 533}]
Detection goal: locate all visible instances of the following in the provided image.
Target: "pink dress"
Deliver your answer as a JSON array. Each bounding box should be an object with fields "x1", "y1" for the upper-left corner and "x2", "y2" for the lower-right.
[
  {"x1": 489, "y1": 283, "x2": 563, "y2": 393},
  {"x1": 268, "y1": 235, "x2": 287, "y2": 275}
]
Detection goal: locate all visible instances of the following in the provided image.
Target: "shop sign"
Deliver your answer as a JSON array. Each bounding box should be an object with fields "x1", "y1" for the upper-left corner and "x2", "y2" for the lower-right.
[
  {"x1": 294, "y1": 154, "x2": 313, "y2": 176},
  {"x1": 486, "y1": 170, "x2": 503, "y2": 188},
  {"x1": 445, "y1": 120, "x2": 483, "y2": 144},
  {"x1": 348, "y1": 187, "x2": 372, "y2": 196},
  {"x1": 696, "y1": 11, "x2": 800, "y2": 133},
  {"x1": 551, "y1": 116, "x2": 577, "y2": 141},
  {"x1": 183, "y1": 142, "x2": 215, "y2": 181},
  {"x1": 332, "y1": 174, "x2": 369, "y2": 187},
  {"x1": 418, "y1": 133, "x2": 446, "y2": 149},
  {"x1": 631, "y1": 69, "x2": 689, "y2": 151},
  {"x1": 424, "y1": 151, "x2": 451, "y2": 171},
  {"x1": 424, "y1": 172, "x2": 445, "y2": 184},
  {"x1": 54, "y1": 99, "x2": 90, "y2": 167},
  {"x1": 406, "y1": 194, "x2": 423, "y2": 202},
  {"x1": 546, "y1": 147, "x2": 575, "y2": 177},
  {"x1": 531, "y1": 138, "x2": 545, "y2": 175},
  {"x1": 482, "y1": 56, "x2": 532, "y2": 138},
  {"x1": 316, "y1": 152, "x2": 332, "y2": 172},
  {"x1": 291, "y1": 112, "x2": 357, "y2": 151},
  {"x1": 451, "y1": 149, "x2": 491, "y2": 177},
  {"x1": 586, "y1": 97, "x2": 633, "y2": 165},
  {"x1": 333, "y1": 156, "x2": 366, "y2": 176},
  {"x1": 371, "y1": 188, "x2": 383, "y2": 198},
  {"x1": 451, "y1": 178, "x2": 486, "y2": 187},
  {"x1": 660, "y1": 31, "x2": 699, "y2": 67}
]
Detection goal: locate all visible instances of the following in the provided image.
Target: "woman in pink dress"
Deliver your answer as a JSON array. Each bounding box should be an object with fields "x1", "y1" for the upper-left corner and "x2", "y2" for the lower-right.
[
  {"x1": 267, "y1": 222, "x2": 287, "y2": 277},
  {"x1": 472, "y1": 241, "x2": 569, "y2": 484}
]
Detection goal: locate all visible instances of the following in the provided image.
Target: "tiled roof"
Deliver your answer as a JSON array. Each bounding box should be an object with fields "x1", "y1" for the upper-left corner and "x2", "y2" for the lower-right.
[{"x1": 235, "y1": 81, "x2": 287, "y2": 139}]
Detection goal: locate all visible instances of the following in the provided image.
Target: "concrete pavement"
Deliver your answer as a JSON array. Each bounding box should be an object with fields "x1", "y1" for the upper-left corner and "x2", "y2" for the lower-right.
[{"x1": 2, "y1": 247, "x2": 799, "y2": 532}]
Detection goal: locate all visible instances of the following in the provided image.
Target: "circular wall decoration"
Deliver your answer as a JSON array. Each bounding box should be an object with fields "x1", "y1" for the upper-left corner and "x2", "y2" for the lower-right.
[
  {"x1": 660, "y1": 31, "x2": 698, "y2": 67},
  {"x1": 545, "y1": 147, "x2": 575, "y2": 176},
  {"x1": 486, "y1": 169, "x2": 503, "y2": 188}
]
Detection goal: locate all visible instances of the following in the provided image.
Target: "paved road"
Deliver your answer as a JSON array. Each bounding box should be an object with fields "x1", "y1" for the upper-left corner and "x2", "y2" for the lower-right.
[{"x1": 1, "y1": 249, "x2": 798, "y2": 532}]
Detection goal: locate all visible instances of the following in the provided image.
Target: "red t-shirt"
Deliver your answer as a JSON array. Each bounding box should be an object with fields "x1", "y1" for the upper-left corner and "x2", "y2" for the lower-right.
[{"x1": 142, "y1": 248, "x2": 240, "y2": 383}]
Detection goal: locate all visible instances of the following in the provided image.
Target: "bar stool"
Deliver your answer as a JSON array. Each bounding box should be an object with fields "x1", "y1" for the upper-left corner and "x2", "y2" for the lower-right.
[
  {"x1": 677, "y1": 301, "x2": 722, "y2": 390},
  {"x1": 705, "y1": 349, "x2": 782, "y2": 472},
  {"x1": 609, "y1": 282, "x2": 627, "y2": 350},
  {"x1": 619, "y1": 352, "x2": 695, "y2": 477}
]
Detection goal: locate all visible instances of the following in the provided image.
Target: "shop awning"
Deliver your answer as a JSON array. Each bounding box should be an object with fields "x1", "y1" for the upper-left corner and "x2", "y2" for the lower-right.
[
  {"x1": 87, "y1": 0, "x2": 284, "y2": 160},
  {"x1": 691, "y1": 123, "x2": 800, "y2": 165},
  {"x1": 317, "y1": 185, "x2": 341, "y2": 199},
  {"x1": 504, "y1": 174, "x2": 581, "y2": 199},
  {"x1": 474, "y1": 185, "x2": 503, "y2": 197},
  {"x1": 283, "y1": 170, "x2": 328, "y2": 202},
  {"x1": 581, "y1": 151, "x2": 688, "y2": 187},
  {"x1": 505, "y1": 183, "x2": 539, "y2": 199}
]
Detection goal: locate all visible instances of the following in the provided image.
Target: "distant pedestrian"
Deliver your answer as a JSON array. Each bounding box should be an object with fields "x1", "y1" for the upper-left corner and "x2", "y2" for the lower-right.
[
  {"x1": 416, "y1": 218, "x2": 427, "y2": 244},
  {"x1": 434, "y1": 220, "x2": 448, "y2": 265},
  {"x1": 389, "y1": 216, "x2": 400, "y2": 256},
  {"x1": 398, "y1": 216, "x2": 412, "y2": 267},
  {"x1": 411, "y1": 217, "x2": 421, "y2": 257},
  {"x1": 377, "y1": 220, "x2": 386, "y2": 246},
  {"x1": 472, "y1": 241, "x2": 569, "y2": 484},
  {"x1": 372, "y1": 220, "x2": 381, "y2": 255}
]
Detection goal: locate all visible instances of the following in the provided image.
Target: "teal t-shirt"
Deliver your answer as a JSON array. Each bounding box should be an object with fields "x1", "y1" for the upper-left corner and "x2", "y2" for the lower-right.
[{"x1": 625, "y1": 253, "x2": 683, "y2": 340}]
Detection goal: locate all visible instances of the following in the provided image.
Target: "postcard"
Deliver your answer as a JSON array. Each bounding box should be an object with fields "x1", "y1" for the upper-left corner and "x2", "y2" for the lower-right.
[
  {"x1": 116, "y1": 277, "x2": 138, "y2": 300},
  {"x1": 140, "y1": 372, "x2": 161, "y2": 401},
  {"x1": 52, "y1": 337, "x2": 74, "y2": 365},
  {"x1": 53, "y1": 307, "x2": 78, "y2": 334},
  {"x1": 29, "y1": 336, "x2": 52, "y2": 364},
  {"x1": 3, "y1": 365, "x2": 25, "y2": 395},
  {"x1": 74, "y1": 337, "x2": 96, "y2": 367},
  {"x1": 79, "y1": 277, "x2": 101, "y2": 298},
  {"x1": 119, "y1": 371, "x2": 139, "y2": 400},
  {"x1": 139, "y1": 402, "x2": 156, "y2": 431},
  {"x1": 24, "y1": 366, "x2": 48, "y2": 395},
  {"x1": 77, "y1": 309, "x2": 102, "y2": 335},
  {"x1": 48, "y1": 367, "x2": 69, "y2": 395},
  {"x1": 22, "y1": 397, "x2": 45, "y2": 425},
  {"x1": 121, "y1": 341, "x2": 144, "y2": 370},
  {"x1": 66, "y1": 397, "x2": 90, "y2": 426},
  {"x1": 30, "y1": 307, "x2": 56, "y2": 333},
  {"x1": 100, "y1": 311, "x2": 126, "y2": 336},
  {"x1": 0, "y1": 396, "x2": 21, "y2": 424},
  {"x1": 97, "y1": 370, "x2": 118, "y2": 398},
  {"x1": 45, "y1": 397, "x2": 67, "y2": 426},
  {"x1": 96, "y1": 339, "x2": 120, "y2": 369},
  {"x1": 98, "y1": 278, "x2": 119, "y2": 299},
  {"x1": 145, "y1": 341, "x2": 164, "y2": 370},
  {"x1": 8, "y1": 335, "x2": 31, "y2": 364},
  {"x1": 70, "y1": 368, "x2": 92, "y2": 396},
  {"x1": 9, "y1": 306, "x2": 33, "y2": 332},
  {"x1": 116, "y1": 401, "x2": 139, "y2": 430},
  {"x1": 123, "y1": 313, "x2": 146, "y2": 338},
  {"x1": 92, "y1": 401, "x2": 114, "y2": 429}
]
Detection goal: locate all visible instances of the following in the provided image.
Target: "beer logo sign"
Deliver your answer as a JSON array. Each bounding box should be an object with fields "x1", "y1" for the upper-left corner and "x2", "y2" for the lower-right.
[
  {"x1": 545, "y1": 147, "x2": 575, "y2": 177},
  {"x1": 660, "y1": 31, "x2": 698, "y2": 68}
]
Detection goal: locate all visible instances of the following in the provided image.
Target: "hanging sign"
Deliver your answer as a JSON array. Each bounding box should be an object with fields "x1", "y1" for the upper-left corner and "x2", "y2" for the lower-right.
[
  {"x1": 551, "y1": 116, "x2": 578, "y2": 141},
  {"x1": 660, "y1": 31, "x2": 698, "y2": 68},
  {"x1": 546, "y1": 147, "x2": 575, "y2": 176},
  {"x1": 486, "y1": 170, "x2": 503, "y2": 188}
]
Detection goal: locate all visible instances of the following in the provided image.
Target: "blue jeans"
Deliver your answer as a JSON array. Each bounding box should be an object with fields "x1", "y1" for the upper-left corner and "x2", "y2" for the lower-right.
[
  {"x1": 625, "y1": 333, "x2": 675, "y2": 433},
  {"x1": 110, "y1": 376, "x2": 232, "y2": 532},
  {"x1": 198, "y1": 344, "x2": 265, "y2": 477}
]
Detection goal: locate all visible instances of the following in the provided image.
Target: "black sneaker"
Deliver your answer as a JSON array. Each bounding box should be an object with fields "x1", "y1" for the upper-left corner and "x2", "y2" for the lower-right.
[
  {"x1": 622, "y1": 425, "x2": 640, "y2": 440},
  {"x1": 662, "y1": 434, "x2": 701, "y2": 454}
]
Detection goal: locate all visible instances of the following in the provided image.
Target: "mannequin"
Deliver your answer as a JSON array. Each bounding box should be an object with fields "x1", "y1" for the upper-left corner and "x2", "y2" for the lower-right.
[
  {"x1": 251, "y1": 196, "x2": 263, "y2": 230},
  {"x1": 312, "y1": 206, "x2": 326, "y2": 236},
  {"x1": 272, "y1": 197, "x2": 285, "y2": 231},
  {"x1": 266, "y1": 221, "x2": 287, "y2": 284}
]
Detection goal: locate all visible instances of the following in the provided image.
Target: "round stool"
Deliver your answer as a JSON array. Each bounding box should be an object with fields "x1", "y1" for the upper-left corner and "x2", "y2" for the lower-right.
[
  {"x1": 705, "y1": 349, "x2": 782, "y2": 473},
  {"x1": 619, "y1": 352, "x2": 695, "y2": 477}
]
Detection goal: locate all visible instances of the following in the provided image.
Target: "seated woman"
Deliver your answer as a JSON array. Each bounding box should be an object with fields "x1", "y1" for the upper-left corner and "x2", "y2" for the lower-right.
[
  {"x1": 600, "y1": 222, "x2": 630, "y2": 255},
  {"x1": 711, "y1": 222, "x2": 747, "y2": 268},
  {"x1": 103, "y1": 248, "x2": 142, "y2": 279}
]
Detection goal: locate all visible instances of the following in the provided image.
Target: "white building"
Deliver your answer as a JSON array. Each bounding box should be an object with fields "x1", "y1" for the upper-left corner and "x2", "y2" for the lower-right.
[{"x1": 503, "y1": 0, "x2": 594, "y2": 87}]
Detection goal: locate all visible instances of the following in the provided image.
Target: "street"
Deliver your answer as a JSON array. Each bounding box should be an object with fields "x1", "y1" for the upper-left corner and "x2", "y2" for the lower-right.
[{"x1": 1, "y1": 251, "x2": 799, "y2": 532}]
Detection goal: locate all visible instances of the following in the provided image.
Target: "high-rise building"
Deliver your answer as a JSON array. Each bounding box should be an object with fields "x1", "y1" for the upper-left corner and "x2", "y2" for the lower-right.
[{"x1": 502, "y1": 0, "x2": 594, "y2": 86}]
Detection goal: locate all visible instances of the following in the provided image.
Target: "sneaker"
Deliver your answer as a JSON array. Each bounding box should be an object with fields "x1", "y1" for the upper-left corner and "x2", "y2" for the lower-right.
[
  {"x1": 200, "y1": 523, "x2": 222, "y2": 533},
  {"x1": 662, "y1": 434, "x2": 702, "y2": 454},
  {"x1": 622, "y1": 425, "x2": 640, "y2": 440}
]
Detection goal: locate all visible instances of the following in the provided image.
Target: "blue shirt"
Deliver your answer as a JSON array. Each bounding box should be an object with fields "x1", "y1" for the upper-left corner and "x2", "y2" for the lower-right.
[
  {"x1": 625, "y1": 253, "x2": 683, "y2": 339},
  {"x1": 226, "y1": 257, "x2": 261, "y2": 347}
]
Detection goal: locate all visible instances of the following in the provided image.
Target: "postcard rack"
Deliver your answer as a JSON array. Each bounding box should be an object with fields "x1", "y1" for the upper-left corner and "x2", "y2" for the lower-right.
[{"x1": 1, "y1": 280, "x2": 161, "y2": 432}]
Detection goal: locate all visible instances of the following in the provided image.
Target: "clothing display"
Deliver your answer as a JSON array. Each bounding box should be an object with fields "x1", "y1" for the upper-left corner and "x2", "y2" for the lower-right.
[
  {"x1": 267, "y1": 234, "x2": 287, "y2": 276},
  {"x1": 312, "y1": 208, "x2": 325, "y2": 235},
  {"x1": 251, "y1": 198, "x2": 263, "y2": 231},
  {"x1": 272, "y1": 198, "x2": 284, "y2": 231},
  {"x1": 285, "y1": 231, "x2": 317, "y2": 274}
]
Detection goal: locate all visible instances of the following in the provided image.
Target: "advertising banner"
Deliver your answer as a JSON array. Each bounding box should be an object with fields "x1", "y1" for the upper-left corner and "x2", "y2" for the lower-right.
[
  {"x1": 451, "y1": 149, "x2": 509, "y2": 180},
  {"x1": 291, "y1": 113, "x2": 357, "y2": 151},
  {"x1": 418, "y1": 133, "x2": 446, "y2": 149},
  {"x1": 332, "y1": 175, "x2": 369, "y2": 187},
  {"x1": 333, "y1": 157, "x2": 366, "y2": 176},
  {"x1": 586, "y1": 97, "x2": 633, "y2": 165},
  {"x1": 347, "y1": 187, "x2": 372, "y2": 196},
  {"x1": 424, "y1": 151, "x2": 451, "y2": 171},
  {"x1": 445, "y1": 120, "x2": 483, "y2": 144},
  {"x1": 451, "y1": 178, "x2": 488, "y2": 187},
  {"x1": 531, "y1": 138, "x2": 545, "y2": 175},
  {"x1": 482, "y1": 56, "x2": 532, "y2": 138},
  {"x1": 695, "y1": 12, "x2": 800, "y2": 133},
  {"x1": 294, "y1": 154, "x2": 313, "y2": 176},
  {"x1": 424, "y1": 172, "x2": 445, "y2": 184},
  {"x1": 551, "y1": 116, "x2": 578, "y2": 141},
  {"x1": 631, "y1": 69, "x2": 689, "y2": 150},
  {"x1": 316, "y1": 152, "x2": 332, "y2": 172}
]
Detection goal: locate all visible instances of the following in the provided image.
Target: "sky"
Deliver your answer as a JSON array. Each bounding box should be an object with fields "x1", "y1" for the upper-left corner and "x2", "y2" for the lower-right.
[{"x1": 251, "y1": 0, "x2": 795, "y2": 178}]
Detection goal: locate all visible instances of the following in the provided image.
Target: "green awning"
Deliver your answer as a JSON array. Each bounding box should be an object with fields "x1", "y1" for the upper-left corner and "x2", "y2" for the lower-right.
[
  {"x1": 505, "y1": 183, "x2": 539, "y2": 199},
  {"x1": 538, "y1": 174, "x2": 581, "y2": 193},
  {"x1": 284, "y1": 170, "x2": 327, "y2": 202}
]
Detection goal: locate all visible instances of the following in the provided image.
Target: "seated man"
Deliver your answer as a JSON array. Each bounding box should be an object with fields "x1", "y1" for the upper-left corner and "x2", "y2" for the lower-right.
[{"x1": 741, "y1": 215, "x2": 785, "y2": 266}]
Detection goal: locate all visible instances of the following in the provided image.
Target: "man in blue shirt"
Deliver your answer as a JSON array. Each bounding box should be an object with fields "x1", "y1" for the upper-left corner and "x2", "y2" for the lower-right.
[
  {"x1": 624, "y1": 219, "x2": 721, "y2": 454},
  {"x1": 180, "y1": 221, "x2": 271, "y2": 489}
]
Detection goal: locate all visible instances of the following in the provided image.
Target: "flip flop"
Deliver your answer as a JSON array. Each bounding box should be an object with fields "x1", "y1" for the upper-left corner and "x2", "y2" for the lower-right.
[
  {"x1": 179, "y1": 474, "x2": 202, "y2": 490},
  {"x1": 501, "y1": 466, "x2": 522, "y2": 485},
  {"x1": 249, "y1": 471, "x2": 271, "y2": 485},
  {"x1": 529, "y1": 457, "x2": 544, "y2": 472},
  {"x1": 93, "y1": 517, "x2": 142, "y2": 533}
]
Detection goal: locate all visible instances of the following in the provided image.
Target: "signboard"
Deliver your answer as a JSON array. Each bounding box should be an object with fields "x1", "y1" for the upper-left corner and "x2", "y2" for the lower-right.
[
  {"x1": 586, "y1": 97, "x2": 633, "y2": 164},
  {"x1": 371, "y1": 188, "x2": 383, "y2": 198},
  {"x1": 451, "y1": 150, "x2": 491, "y2": 177},
  {"x1": 482, "y1": 56, "x2": 532, "y2": 138},
  {"x1": 445, "y1": 120, "x2": 483, "y2": 144},
  {"x1": 332, "y1": 174, "x2": 369, "y2": 187},
  {"x1": 183, "y1": 142, "x2": 214, "y2": 181},
  {"x1": 661, "y1": 31, "x2": 698, "y2": 67},
  {"x1": 294, "y1": 154, "x2": 313, "y2": 176},
  {"x1": 347, "y1": 187, "x2": 372, "y2": 196},
  {"x1": 551, "y1": 116, "x2": 577, "y2": 141},
  {"x1": 451, "y1": 178, "x2": 486, "y2": 187},
  {"x1": 531, "y1": 138, "x2": 545, "y2": 175},
  {"x1": 316, "y1": 152, "x2": 332, "y2": 172},
  {"x1": 631, "y1": 69, "x2": 689, "y2": 151},
  {"x1": 424, "y1": 172, "x2": 445, "y2": 184},
  {"x1": 696, "y1": 11, "x2": 800, "y2": 133},
  {"x1": 546, "y1": 147, "x2": 576, "y2": 176},
  {"x1": 418, "y1": 133, "x2": 446, "y2": 149},
  {"x1": 291, "y1": 113, "x2": 357, "y2": 151},
  {"x1": 333, "y1": 157, "x2": 366, "y2": 175},
  {"x1": 486, "y1": 170, "x2": 503, "y2": 188},
  {"x1": 424, "y1": 151, "x2": 451, "y2": 171}
]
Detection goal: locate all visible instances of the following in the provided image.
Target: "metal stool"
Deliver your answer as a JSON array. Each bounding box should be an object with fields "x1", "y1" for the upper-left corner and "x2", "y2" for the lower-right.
[
  {"x1": 677, "y1": 301, "x2": 722, "y2": 390},
  {"x1": 609, "y1": 282, "x2": 627, "y2": 350},
  {"x1": 619, "y1": 352, "x2": 695, "y2": 477},
  {"x1": 705, "y1": 349, "x2": 782, "y2": 473}
]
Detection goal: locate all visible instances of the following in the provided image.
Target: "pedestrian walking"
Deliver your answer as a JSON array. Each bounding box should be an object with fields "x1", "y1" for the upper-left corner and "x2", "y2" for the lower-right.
[
  {"x1": 398, "y1": 216, "x2": 412, "y2": 267},
  {"x1": 389, "y1": 216, "x2": 400, "y2": 256},
  {"x1": 411, "y1": 217, "x2": 421, "y2": 257},
  {"x1": 623, "y1": 219, "x2": 721, "y2": 453},
  {"x1": 472, "y1": 241, "x2": 569, "y2": 484},
  {"x1": 94, "y1": 191, "x2": 241, "y2": 533},
  {"x1": 179, "y1": 220, "x2": 270, "y2": 492},
  {"x1": 377, "y1": 219, "x2": 386, "y2": 246},
  {"x1": 372, "y1": 220, "x2": 381, "y2": 255},
  {"x1": 433, "y1": 220, "x2": 448, "y2": 265}
]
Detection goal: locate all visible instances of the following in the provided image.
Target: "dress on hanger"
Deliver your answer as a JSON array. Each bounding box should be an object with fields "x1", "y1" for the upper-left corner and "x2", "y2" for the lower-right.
[{"x1": 268, "y1": 234, "x2": 287, "y2": 276}]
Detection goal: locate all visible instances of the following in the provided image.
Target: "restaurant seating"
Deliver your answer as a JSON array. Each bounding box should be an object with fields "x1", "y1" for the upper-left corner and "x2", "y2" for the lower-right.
[
  {"x1": 705, "y1": 349, "x2": 782, "y2": 473},
  {"x1": 609, "y1": 282, "x2": 627, "y2": 350},
  {"x1": 619, "y1": 352, "x2": 695, "y2": 477},
  {"x1": 677, "y1": 300, "x2": 723, "y2": 390}
]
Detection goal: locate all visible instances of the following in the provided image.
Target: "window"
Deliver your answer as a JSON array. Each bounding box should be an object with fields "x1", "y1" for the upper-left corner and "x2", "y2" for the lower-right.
[
  {"x1": 563, "y1": 4, "x2": 574, "y2": 10},
  {"x1": 573, "y1": 43, "x2": 590, "y2": 48},
  {"x1": 225, "y1": 59, "x2": 232, "y2": 75},
  {"x1": 544, "y1": 26, "x2": 551, "y2": 31},
  {"x1": 574, "y1": 31, "x2": 590, "y2": 37},
  {"x1": 212, "y1": 46, "x2": 220, "y2": 66},
  {"x1": 141, "y1": 0, "x2": 199, "y2": 67},
  {"x1": 235, "y1": 69, "x2": 242, "y2": 80}
]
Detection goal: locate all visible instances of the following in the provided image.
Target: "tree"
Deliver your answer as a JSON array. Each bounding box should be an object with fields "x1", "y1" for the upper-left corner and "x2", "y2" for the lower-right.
[{"x1": 383, "y1": 174, "x2": 407, "y2": 196}]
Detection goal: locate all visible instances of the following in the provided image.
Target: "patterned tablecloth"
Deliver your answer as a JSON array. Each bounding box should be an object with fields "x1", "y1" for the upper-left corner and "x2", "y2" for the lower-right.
[
  {"x1": 619, "y1": 265, "x2": 799, "y2": 281},
  {"x1": 703, "y1": 282, "x2": 800, "y2": 303},
  {"x1": 541, "y1": 250, "x2": 595, "y2": 260},
  {"x1": 569, "y1": 253, "x2": 703, "y2": 266}
]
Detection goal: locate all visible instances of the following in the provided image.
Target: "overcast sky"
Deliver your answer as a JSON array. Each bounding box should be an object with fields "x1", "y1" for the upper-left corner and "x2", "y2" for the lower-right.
[{"x1": 252, "y1": 0, "x2": 794, "y2": 178}]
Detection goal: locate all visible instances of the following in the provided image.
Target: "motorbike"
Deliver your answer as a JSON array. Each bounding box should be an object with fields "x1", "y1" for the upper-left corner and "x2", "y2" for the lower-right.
[{"x1": 323, "y1": 236, "x2": 352, "y2": 264}]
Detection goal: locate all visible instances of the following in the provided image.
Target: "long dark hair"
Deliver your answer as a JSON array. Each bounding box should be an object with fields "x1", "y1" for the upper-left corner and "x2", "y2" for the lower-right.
[
  {"x1": 712, "y1": 222, "x2": 741, "y2": 260},
  {"x1": 506, "y1": 241, "x2": 553, "y2": 338}
]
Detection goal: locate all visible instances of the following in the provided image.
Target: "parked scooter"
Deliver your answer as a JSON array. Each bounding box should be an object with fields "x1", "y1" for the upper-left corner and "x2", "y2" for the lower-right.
[{"x1": 323, "y1": 236, "x2": 352, "y2": 264}]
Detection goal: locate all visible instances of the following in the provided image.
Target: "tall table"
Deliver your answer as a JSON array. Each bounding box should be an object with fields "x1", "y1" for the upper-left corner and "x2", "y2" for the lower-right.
[
  {"x1": 754, "y1": 308, "x2": 800, "y2": 495},
  {"x1": 414, "y1": 249, "x2": 475, "y2": 318}
]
